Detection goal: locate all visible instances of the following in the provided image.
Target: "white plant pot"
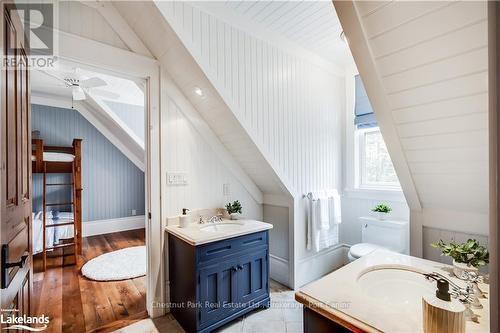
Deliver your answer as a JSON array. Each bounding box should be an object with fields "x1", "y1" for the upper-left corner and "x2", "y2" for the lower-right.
[
  {"x1": 453, "y1": 260, "x2": 478, "y2": 279},
  {"x1": 377, "y1": 212, "x2": 389, "y2": 220},
  {"x1": 230, "y1": 213, "x2": 240, "y2": 220}
]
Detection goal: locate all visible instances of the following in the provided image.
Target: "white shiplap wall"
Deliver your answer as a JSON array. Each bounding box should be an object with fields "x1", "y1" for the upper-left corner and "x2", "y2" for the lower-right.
[
  {"x1": 113, "y1": 1, "x2": 346, "y2": 287},
  {"x1": 335, "y1": 1, "x2": 489, "y2": 256},
  {"x1": 162, "y1": 92, "x2": 262, "y2": 220},
  {"x1": 155, "y1": 2, "x2": 346, "y2": 287},
  {"x1": 156, "y1": 1, "x2": 344, "y2": 199}
]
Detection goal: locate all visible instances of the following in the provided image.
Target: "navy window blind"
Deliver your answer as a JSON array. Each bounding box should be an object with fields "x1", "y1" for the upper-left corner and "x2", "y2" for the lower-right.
[{"x1": 354, "y1": 75, "x2": 377, "y2": 128}]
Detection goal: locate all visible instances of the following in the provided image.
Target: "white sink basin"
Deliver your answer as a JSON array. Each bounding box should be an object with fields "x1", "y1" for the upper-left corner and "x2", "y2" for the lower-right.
[
  {"x1": 357, "y1": 267, "x2": 435, "y2": 311},
  {"x1": 199, "y1": 222, "x2": 244, "y2": 233}
]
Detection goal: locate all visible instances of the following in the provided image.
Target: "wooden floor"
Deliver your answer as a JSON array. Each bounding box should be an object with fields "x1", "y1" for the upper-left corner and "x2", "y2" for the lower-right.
[{"x1": 32, "y1": 229, "x2": 147, "y2": 333}]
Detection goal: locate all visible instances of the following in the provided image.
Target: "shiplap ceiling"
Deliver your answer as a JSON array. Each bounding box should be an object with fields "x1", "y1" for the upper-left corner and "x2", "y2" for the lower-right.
[{"x1": 221, "y1": 1, "x2": 352, "y2": 66}]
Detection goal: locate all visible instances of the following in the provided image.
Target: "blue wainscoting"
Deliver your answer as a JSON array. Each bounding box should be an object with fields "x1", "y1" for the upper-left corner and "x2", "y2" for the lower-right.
[{"x1": 32, "y1": 104, "x2": 145, "y2": 222}]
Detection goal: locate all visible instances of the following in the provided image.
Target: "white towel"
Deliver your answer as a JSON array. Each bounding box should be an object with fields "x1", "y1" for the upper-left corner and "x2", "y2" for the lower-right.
[
  {"x1": 328, "y1": 190, "x2": 342, "y2": 225},
  {"x1": 318, "y1": 197, "x2": 330, "y2": 230},
  {"x1": 307, "y1": 197, "x2": 335, "y2": 252}
]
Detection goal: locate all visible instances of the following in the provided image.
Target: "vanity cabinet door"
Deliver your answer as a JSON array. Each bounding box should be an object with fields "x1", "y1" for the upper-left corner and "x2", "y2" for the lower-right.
[
  {"x1": 198, "y1": 260, "x2": 238, "y2": 328},
  {"x1": 236, "y1": 248, "x2": 268, "y2": 306}
]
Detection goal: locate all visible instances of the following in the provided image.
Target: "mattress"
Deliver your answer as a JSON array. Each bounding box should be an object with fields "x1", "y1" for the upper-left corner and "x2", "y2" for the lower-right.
[
  {"x1": 32, "y1": 211, "x2": 74, "y2": 255},
  {"x1": 31, "y1": 152, "x2": 75, "y2": 162}
]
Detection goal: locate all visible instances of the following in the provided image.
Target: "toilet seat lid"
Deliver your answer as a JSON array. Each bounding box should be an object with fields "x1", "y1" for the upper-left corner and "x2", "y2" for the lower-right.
[{"x1": 350, "y1": 243, "x2": 385, "y2": 258}]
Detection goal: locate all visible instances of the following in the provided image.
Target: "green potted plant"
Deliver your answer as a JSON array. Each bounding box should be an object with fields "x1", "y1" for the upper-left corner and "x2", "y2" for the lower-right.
[
  {"x1": 225, "y1": 200, "x2": 242, "y2": 220},
  {"x1": 431, "y1": 239, "x2": 489, "y2": 279},
  {"x1": 371, "y1": 203, "x2": 392, "y2": 220}
]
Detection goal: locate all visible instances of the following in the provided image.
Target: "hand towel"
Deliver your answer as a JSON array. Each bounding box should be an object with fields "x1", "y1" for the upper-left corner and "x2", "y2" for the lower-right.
[
  {"x1": 328, "y1": 190, "x2": 342, "y2": 225},
  {"x1": 318, "y1": 197, "x2": 330, "y2": 230}
]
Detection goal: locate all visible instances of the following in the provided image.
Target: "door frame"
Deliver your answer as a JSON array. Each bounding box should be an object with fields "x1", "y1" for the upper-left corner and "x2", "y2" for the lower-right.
[
  {"x1": 34, "y1": 31, "x2": 164, "y2": 318},
  {"x1": 488, "y1": 2, "x2": 499, "y2": 331}
]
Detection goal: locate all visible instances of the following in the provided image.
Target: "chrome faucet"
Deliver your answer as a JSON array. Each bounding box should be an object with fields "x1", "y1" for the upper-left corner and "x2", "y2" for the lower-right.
[
  {"x1": 198, "y1": 215, "x2": 223, "y2": 224},
  {"x1": 207, "y1": 216, "x2": 223, "y2": 223}
]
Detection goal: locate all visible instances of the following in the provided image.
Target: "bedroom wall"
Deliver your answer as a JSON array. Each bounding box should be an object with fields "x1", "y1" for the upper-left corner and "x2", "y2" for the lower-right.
[{"x1": 31, "y1": 104, "x2": 145, "y2": 222}]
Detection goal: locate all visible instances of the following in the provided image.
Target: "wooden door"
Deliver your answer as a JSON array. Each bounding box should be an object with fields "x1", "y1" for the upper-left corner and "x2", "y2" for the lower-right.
[{"x1": 1, "y1": 4, "x2": 32, "y2": 321}]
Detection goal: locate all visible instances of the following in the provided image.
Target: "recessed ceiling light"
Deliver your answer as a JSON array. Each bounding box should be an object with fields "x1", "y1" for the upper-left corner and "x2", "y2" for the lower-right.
[{"x1": 194, "y1": 87, "x2": 203, "y2": 96}]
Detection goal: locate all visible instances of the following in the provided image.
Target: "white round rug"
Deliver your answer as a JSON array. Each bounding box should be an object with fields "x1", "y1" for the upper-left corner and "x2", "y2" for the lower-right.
[{"x1": 81, "y1": 245, "x2": 146, "y2": 281}]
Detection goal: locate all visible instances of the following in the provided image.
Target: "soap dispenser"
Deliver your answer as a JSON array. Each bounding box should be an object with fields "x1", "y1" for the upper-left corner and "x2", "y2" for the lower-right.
[
  {"x1": 422, "y1": 274, "x2": 465, "y2": 333},
  {"x1": 179, "y1": 208, "x2": 190, "y2": 228}
]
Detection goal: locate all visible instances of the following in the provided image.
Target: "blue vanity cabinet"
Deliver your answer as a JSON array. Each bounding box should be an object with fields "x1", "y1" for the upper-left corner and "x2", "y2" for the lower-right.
[{"x1": 168, "y1": 230, "x2": 270, "y2": 333}]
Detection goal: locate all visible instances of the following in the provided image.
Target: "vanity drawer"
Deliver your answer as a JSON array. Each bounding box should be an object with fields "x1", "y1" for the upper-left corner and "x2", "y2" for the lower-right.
[{"x1": 197, "y1": 231, "x2": 268, "y2": 264}]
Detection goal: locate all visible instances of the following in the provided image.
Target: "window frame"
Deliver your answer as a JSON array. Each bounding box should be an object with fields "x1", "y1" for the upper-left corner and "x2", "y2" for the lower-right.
[{"x1": 355, "y1": 126, "x2": 401, "y2": 191}]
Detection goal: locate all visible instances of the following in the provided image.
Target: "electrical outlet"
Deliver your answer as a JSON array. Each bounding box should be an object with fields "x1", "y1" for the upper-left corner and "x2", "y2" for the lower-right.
[
  {"x1": 167, "y1": 172, "x2": 188, "y2": 185},
  {"x1": 223, "y1": 183, "x2": 230, "y2": 196},
  {"x1": 131, "y1": 209, "x2": 137, "y2": 216}
]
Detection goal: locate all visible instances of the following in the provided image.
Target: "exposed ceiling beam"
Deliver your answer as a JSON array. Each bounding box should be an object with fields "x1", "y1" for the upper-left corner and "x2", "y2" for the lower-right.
[
  {"x1": 78, "y1": 1, "x2": 154, "y2": 58},
  {"x1": 57, "y1": 30, "x2": 158, "y2": 79}
]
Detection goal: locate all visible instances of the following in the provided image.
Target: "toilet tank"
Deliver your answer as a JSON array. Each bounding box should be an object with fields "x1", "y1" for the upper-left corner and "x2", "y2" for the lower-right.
[{"x1": 361, "y1": 217, "x2": 409, "y2": 253}]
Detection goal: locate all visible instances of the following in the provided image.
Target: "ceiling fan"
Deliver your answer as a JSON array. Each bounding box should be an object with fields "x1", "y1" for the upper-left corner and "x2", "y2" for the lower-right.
[{"x1": 41, "y1": 68, "x2": 120, "y2": 102}]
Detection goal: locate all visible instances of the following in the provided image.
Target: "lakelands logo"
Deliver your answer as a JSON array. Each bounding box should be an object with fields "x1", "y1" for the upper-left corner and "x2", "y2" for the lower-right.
[
  {"x1": 3, "y1": 1, "x2": 57, "y2": 69},
  {"x1": 0, "y1": 309, "x2": 49, "y2": 331}
]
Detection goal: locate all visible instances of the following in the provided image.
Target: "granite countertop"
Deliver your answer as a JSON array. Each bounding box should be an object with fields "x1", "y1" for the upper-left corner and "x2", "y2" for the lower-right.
[
  {"x1": 295, "y1": 250, "x2": 490, "y2": 333},
  {"x1": 165, "y1": 219, "x2": 273, "y2": 246}
]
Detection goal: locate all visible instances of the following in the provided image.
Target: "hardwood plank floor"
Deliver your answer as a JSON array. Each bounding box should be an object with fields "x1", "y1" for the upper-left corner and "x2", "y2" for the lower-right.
[{"x1": 32, "y1": 229, "x2": 147, "y2": 333}]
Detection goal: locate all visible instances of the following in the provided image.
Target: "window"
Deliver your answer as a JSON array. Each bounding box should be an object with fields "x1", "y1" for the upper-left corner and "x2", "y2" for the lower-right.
[
  {"x1": 356, "y1": 127, "x2": 400, "y2": 189},
  {"x1": 353, "y1": 75, "x2": 400, "y2": 190}
]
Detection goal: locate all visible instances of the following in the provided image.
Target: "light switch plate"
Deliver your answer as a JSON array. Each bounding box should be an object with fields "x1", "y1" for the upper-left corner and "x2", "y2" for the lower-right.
[{"x1": 167, "y1": 172, "x2": 188, "y2": 185}]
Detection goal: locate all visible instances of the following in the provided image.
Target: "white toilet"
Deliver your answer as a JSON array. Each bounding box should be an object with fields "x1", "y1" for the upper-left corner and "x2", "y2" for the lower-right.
[{"x1": 348, "y1": 217, "x2": 409, "y2": 262}]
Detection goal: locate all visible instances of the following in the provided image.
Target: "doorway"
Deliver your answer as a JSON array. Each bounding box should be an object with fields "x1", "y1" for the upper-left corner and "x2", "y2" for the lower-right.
[{"x1": 29, "y1": 60, "x2": 149, "y2": 331}]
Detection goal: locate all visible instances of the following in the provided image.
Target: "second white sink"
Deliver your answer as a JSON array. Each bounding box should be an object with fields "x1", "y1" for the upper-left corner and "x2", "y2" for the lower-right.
[{"x1": 357, "y1": 267, "x2": 435, "y2": 311}]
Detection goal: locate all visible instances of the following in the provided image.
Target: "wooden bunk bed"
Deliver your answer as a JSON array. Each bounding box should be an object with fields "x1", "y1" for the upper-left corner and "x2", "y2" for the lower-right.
[{"x1": 32, "y1": 138, "x2": 82, "y2": 270}]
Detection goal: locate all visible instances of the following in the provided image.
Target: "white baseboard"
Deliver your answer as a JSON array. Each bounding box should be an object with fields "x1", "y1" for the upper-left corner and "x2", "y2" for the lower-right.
[
  {"x1": 270, "y1": 254, "x2": 289, "y2": 287},
  {"x1": 83, "y1": 215, "x2": 145, "y2": 237}
]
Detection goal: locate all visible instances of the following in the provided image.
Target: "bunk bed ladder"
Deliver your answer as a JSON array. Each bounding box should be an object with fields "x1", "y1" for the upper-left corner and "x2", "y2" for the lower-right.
[{"x1": 41, "y1": 162, "x2": 79, "y2": 271}]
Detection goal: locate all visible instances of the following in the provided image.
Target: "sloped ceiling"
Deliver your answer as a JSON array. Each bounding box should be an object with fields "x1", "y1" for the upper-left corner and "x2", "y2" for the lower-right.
[
  {"x1": 334, "y1": 1, "x2": 488, "y2": 242},
  {"x1": 31, "y1": 59, "x2": 145, "y2": 170},
  {"x1": 114, "y1": 1, "x2": 290, "y2": 197},
  {"x1": 208, "y1": 1, "x2": 352, "y2": 66}
]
